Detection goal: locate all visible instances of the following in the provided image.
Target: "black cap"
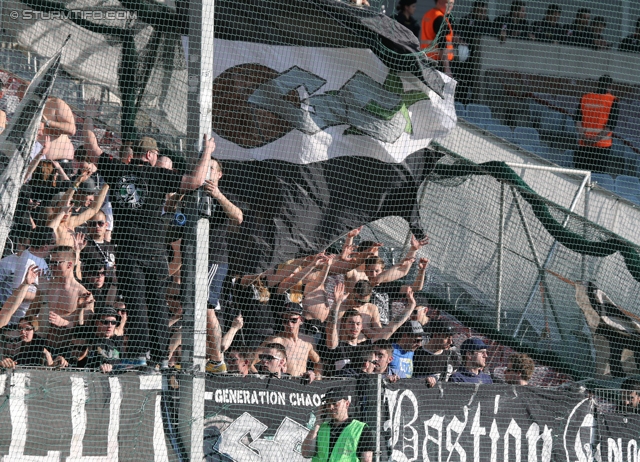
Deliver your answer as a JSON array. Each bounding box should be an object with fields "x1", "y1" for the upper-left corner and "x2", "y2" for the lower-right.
[
  {"x1": 399, "y1": 320, "x2": 426, "y2": 337},
  {"x1": 93, "y1": 306, "x2": 121, "y2": 326},
  {"x1": 460, "y1": 338, "x2": 489, "y2": 355},
  {"x1": 428, "y1": 320, "x2": 453, "y2": 336},
  {"x1": 283, "y1": 302, "x2": 303, "y2": 316},
  {"x1": 322, "y1": 387, "x2": 351, "y2": 404}
]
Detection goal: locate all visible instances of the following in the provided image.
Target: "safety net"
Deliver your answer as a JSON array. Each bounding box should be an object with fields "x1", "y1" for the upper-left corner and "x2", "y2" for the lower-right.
[{"x1": 0, "y1": 0, "x2": 640, "y2": 460}]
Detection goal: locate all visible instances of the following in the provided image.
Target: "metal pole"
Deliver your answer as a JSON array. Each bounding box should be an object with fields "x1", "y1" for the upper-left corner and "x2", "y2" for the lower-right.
[
  {"x1": 513, "y1": 173, "x2": 591, "y2": 338},
  {"x1": 375, "y1": 373, "x2": 382, "y2": 462},
  {"x1": 496, "y1": 183, "x2": 505, "y2": 331},
  {"x1": 179, "y1": 0, "x2": 214, "y2": 457},
  {"x1": 582, "y1": 177, "x2": 591, "y2": 282}
]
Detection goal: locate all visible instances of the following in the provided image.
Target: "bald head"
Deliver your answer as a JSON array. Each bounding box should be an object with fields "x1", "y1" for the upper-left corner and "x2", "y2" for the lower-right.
[{"x1": 156, "y1": 156, "x2": 173, "y2": 170}]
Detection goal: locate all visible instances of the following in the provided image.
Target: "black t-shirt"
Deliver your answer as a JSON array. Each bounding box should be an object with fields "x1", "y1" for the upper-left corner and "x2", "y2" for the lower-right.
[
  {"x1": 85, "y1": 335, "x2": 124, "y2": 369},
  {"x1": 97, "y1": 157, "x2": 182, "y2": 254},
  {"x1": 209, "y1": 190, "x2": 239, "y2": 265},
  {"x1": 81, "y1": 241, "x2": 117, "y2": 282},
  {"x1": 371, "y1": 281, "x2": 402, "y2": 326},
  {"x1": 457, "y1": 16, "x2": 495, "y2": 50},
  {"x1": 12, "y1": 336, "x2": 53, "y2": 366},
  {"x1": 413, "y1": 347, "x2": 461, "y2": 380},
  {"x1": 532, "y1": 20, "x2": 564, "y2": 43},
  {"x1": 233, "y1": 285, "x2": 275, "y2": 348},
  {"x1": 318, "y1": 340, "x2": 371, "y2": 377},
  {"x1": 326, "y1": 419, "x2": 375, "y2": 457}
]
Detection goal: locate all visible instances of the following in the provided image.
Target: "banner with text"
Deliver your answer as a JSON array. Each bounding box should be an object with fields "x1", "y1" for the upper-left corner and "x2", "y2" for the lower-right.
[
  {"x1": 384, "y1": 381, "x2": 593, "y2": 462},
  {"x1": 203, "y1": 375, "x2": 362, "y2": 462},
  {"x1": 597, "y1": 412, "x2": 640, "y2": 462},
  {"x1": 0, "y1": 370, "x2": 176, "y2": 461}
]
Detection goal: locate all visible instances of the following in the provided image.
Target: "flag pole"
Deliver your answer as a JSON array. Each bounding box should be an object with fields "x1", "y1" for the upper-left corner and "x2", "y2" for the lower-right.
[
  {"x1": 0, "y1": 38, "x2": 68, "y2": 257},
  {"x1": 178, "y1": 0, "x2": 214, "y2": 457}
]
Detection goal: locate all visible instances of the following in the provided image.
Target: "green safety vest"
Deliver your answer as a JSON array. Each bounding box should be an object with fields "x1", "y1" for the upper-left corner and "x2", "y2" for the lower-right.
[{"x1": 312, "y1": 420, "x2": 367, "y2": 462}]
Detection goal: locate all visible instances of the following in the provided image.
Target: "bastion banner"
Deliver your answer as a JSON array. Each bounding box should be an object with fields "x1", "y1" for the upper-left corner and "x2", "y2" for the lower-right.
[
  {"x1": 597, "y1": 412, "x2": 640, "y2": 462},
  {"x1": 384, "y1": 381, "x2": 594, "y2": 462}
]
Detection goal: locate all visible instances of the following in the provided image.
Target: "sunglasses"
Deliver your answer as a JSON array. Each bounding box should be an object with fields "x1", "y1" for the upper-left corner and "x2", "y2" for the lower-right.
[
  {"x1": 20, "y1": 326, "x2": 34, "y2": 332},
  {"x1": 50, "y1": 260, "x2": 71, "y2": 267},
  {"x1": 98, "y1": 319, "x2": 118, "y2": 326},
  {"x1": 87, "y1": 220, "x2": 106, "y2": 227},
  {"x1": 259, "y1": 354, "x2": 279, "y2": 362}
]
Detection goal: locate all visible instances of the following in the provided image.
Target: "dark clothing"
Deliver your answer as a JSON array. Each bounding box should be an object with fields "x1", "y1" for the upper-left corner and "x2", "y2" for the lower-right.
[
  {"x1": 450, "y1": 366, "x2": 493, "y2": 384},
  {"x1": 232, "y1": 285, "x2": 275, "y2": 348},
  {"x1": 318, "y1": 340, "x2": 371, "y2": 377},
  {"x1": 209, "y1": 190, "x2": 239, "y2": 266},
  {"x1": 394, "y1": 12, "x2": 420, "y2": 38},
  {"x1": 413, "y1": 347, "x2": 461, "y2": 381},
  {"x1": 455, "y1": 15, "x2": 493, "y2": 105},
  {"x1": 432, "y1": 16, "x2": 450, "y2": 49},
  {"x1": 85, "y1": 335, "x2": 124, "y2": 369},
  {"x1": 326, "y1": 419, "x2": 375, "y2": 458},
  {"x1": 494, "y1": 16, "x2": 531, "y2": 40},
  {"x1": 97, "y1": 157, "x2": 182, "y2": 254},
  {"x1": 619, "y1": 35, "x2": 640, "y2": 53},
  {"x1": 81, "y1": 240, "x2": 117, "y2": 283},
  {"x1": 116, "y1": 256, "x2": 170, "y2": 362},
  {"x1": 562, "y1": 24, "x2": 594, "y2": 48},
  {"x1": 371, "y1": 281, "x2": 402, "y2": 326},
  {"x1": 97, "y1": 156, "x2": 182, "y2": 362},
  {"x1": 532, "y1": 20, "x2": 564, "y2": 43},
  {"x1": 11, "y1": 336, "x2": 54, "y2": 366}
]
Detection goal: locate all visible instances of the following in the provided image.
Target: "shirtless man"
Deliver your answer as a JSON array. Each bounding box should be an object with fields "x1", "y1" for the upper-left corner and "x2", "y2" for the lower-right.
[
  {"x1": 329, "y1": 282, "x2": 416, "y2": 346},
  {"x1": 25, "y1": 246, "x2": 94, "y2": 351},
  {"x1": 46, "y1": 171, "x2": 109, "y2": 248},
  {"x1": 40, "y1": 96, "x2": 76, "y2": 161},
  {"x1": 252, "y1": 303, "x2": 321, "y2": 379}
]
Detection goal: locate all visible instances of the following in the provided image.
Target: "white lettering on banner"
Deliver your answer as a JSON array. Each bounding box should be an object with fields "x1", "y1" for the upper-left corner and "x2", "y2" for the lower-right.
[
  {"x1": 505, "y1": 419, "x2": 522, "y2": 462},
  {"x1": 423, "y1": 415, "x2": 444, "y2": 462},
  {"x1": 209, "y1": 389, "x2": 320, "y2": 406},
  {"x1": 471, "y1": 403, "x2": 486, "y2": 462},
  {"x1": 627, "y1": 440, "x2": 638, "y2": 462},
  {"x1": 387, "y1": 389, "x2": 420, "y2": 462},
  {"x1": 446, "y1": 407, "x2": 468, "y2": 462},
  {"x1": 573, "y1": 412, "x2": 598, "y2": 462},
  {"x1": 490, "y1": 420, "x2": 500, "y2": 462},
  {"x1": 2, "y1": 373, "x2": 62, "y2": 461},
  {"x1": 526, "y1": 423, "x2": 552, "y2": 462},
  {"x1": 215, "y1": 413, "x2": 308, "y2": 462},
  {"x1": 67, "y1": 376, "x2": 122, "y2": 461},
  {"x1": 0, "y1": 374, "x2": 6, "y2": 396},
  {"x1": 138, "y1": 376, "x2": 168, "y2": 462},
  {"x1": 609, "y1": 438, "x2": 623, "y2": 462}
]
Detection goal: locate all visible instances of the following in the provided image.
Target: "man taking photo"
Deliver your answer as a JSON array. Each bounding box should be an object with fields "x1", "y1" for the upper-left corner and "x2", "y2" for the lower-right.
[{"x1": 301, "y1": 388, "x2": 375, "y2": 462}]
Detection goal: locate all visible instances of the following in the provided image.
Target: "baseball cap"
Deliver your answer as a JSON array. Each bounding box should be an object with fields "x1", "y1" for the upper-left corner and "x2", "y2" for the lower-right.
[
  {"x1": 428, "y1": 320, "x2": 453, "y2": 336},
  {"x1": 283, "y1": 302, "x2": 303, "y2": 316},
  {"x1": 93, "y1": 306, "x2": 121, "y2": 325},
  {"x1": 322, "y1": 387, "x2": 351, "y2": 404},
  {"x1": 460, "y1": 338, "x2": 488, "y2": 355},
  {"x1": 399, "y1": 320, "x2": 426, "y2": 337},
  {"x1": 137, "y1": 136, "x2": 158, "y2": 154}
]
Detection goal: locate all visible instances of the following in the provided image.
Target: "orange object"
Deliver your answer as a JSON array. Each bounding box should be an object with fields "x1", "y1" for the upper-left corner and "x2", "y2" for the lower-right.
[
  {"x1": 579, "y1": 93, "x2": 616, "y2": 148},
  {"x1": 420, "y1": 8, "x2": 454, "y2": 62}
]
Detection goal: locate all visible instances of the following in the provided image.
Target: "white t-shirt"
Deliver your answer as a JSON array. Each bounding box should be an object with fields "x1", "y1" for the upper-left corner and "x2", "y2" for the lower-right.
[{"x1": 11, "y1": 249, "x2": 49, "y2": 324}]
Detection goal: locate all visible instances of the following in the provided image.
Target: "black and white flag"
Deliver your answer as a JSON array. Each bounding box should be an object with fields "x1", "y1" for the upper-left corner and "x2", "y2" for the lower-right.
[{"x1": 0, "y1": 42, "x2": 65, "y2": 256}]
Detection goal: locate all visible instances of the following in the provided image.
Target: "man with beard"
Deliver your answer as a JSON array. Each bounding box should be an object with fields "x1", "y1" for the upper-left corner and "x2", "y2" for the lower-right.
[{"x1": 413, "y1": 320, "x2": 461, "y2": 386}]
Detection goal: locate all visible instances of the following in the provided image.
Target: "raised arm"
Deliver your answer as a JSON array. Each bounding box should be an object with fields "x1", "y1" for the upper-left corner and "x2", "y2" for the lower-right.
[
  {"x1": 375, "y1": 256, "x2": 415, "y2": 285},
  {"x1": 326, "y1": 282, "x2": 348, "y2": 349},
  {"x1": 221, "y1": 314, "x2": 243, "y2": 352},
  {"x1": 400, "y1": 258, "x2": 429, "y2": 294},
  {"x1": 203, "y1": 182, "x2": 243, "y2": 226},
  {"x1": 68, "y1": 183, "x2": 109, "y2": 229},
  {"x1": 367, "y1": 288, "x2": 416, "y2": 342},
  {"x1": 0, "y1": 265, "x2": 39, "y2": 328},
  {"x1": 179, "y1": 134, "x2": 214, "y2": 192},
  {"x1": 23, "y1": 137, "x2": 50, "y2": 183},
  {"x1": 278, "y1": 254, "x2": 329, "y2": 294}
]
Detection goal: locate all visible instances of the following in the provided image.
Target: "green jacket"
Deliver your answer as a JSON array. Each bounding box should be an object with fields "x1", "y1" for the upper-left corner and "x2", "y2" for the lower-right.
[{"x1": 312, "y1": 420, "x2": 366, "y2": 462}]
